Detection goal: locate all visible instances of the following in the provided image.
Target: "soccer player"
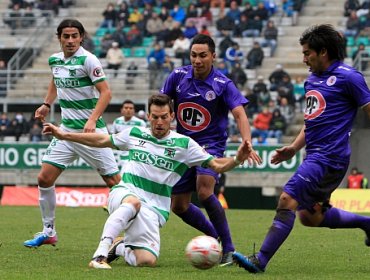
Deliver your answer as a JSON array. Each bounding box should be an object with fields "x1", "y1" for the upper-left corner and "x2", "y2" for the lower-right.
[
  {"x1": 23, "y1": 19, "x2": 121, "y2": 248},
  {"x1": 41, "y1": 94, "x2": 252, "y2": 269},
  {"x1": 160, "y1": 34, "x2": 261, "y2": 265},
  {"x1": 233, "y1": 24, "x2": 370, "y2": 273},
  {"x1": 111, "y1": 100, "x2": 147, "y2": 175}
]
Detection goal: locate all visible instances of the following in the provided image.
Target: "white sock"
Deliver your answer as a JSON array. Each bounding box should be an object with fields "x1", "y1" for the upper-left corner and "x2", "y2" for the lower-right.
[
  {"x1": 39, "y1": 185, "x2": 56, "y2": 236},
  {"x1": 93, "y1": 203, "x2": 137, "y2": 258},
  {"x1": 124, "y1": 247, "x2": 137, "y2": 266}
]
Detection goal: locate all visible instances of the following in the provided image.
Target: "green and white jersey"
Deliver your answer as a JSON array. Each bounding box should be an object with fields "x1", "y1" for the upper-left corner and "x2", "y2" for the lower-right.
[
  {"x1": 111, "y1": 126, "x2": 214, "y2": 226},
  {"x1": 111, "y1": 116, "x2": 147, "y2": 133},
  {"x1": 111, "y1": 116, "x2": 147, "y2": 164},
  {"x1": 49, "y1": 46, "x2": 108, "y2": 133}
]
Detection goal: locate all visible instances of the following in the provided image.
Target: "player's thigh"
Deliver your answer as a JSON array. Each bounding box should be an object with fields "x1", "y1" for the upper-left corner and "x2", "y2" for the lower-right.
[
  {"x1": 285, "y1": 156, "x2": 348, "y2": 210},
  {"x1": 42, "y1": 138, "x2": 77, "y2": 169},
  {"x1": 108, "y1": 187, "x2": 136, "y2": 214},
  {"x1": 74, "y1": 142, "x2": 119, "y2": 176},
  {"x1": 171, "y1": 192, "x2": 192, "y2": 212},
  {"x1": 125, "y1": 206, "x2": 160, "y2": 259}
]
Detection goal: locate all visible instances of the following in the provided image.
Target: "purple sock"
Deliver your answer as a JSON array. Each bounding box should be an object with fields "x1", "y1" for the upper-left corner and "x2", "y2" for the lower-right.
[
  {"x1": 319, "y1": 207, "x2": 370, "y2": 232},
  {"x1": 257, "y1": 209, "x2": 296, "y2": 269},
  {"x1": 177, "y1": 203, "x2": 218, "y2": 239},
  {"x1": 202, "y1": 194, "x2": 235, "y2": 253}
]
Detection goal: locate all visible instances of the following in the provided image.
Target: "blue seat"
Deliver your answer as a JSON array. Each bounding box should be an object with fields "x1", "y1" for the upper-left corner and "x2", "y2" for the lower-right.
[
  {"x1": 346, "y1": 36, "x2": 355, "y2": 47},
  {"x1": 121, "y1": 48, "x2": 132, "y2": 57},
  {"x1": 356, "y1": 36, "x2": 369, "y2": 46},
  {"x1": 142, "y1": 37, "x2": 154, "y2": 47},
  {"x1": 133, "y1": 47, "x2": 147, "y2": 57}
]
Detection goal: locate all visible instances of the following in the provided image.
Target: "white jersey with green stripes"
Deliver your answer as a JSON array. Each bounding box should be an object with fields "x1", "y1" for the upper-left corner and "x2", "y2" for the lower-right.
[
  {"x1": 111, "y1": 126, "x2": 214, "y2": 226},
  {"x1": 112, "y1": 116, "x2": 147, "y2": 173},
  {"x1": 49, "y1": 46, "x2": 107, "y2": 133},
  {"x1": 111, "y1": 116, "x2": 147, "y2": 133}
]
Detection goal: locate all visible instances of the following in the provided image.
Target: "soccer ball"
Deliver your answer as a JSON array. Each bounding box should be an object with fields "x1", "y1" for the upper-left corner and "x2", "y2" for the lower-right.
[{"x1": 185, "y1": 235, "x2": 222, "y2": 269}]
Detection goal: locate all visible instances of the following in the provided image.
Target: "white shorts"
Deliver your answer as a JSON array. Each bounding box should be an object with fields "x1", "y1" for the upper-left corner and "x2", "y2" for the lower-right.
[
  {"x1": 108, "y1": 187, "x2": 160, "y2": 258},
  {"x1": 42, "y1": 137, "x2": 119, "y2": 176}
]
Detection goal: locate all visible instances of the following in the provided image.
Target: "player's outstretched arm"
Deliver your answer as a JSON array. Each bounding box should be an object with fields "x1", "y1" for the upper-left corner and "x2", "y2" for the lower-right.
[
  {"x1": 42, "y1": 123, "x2": 114, "y2": 148},
  {"x1": 208, "y1": 140, "x2": 252, "y2": 173},
  {"x1": 231, "y1": 105, "x2": 262, "y2": 165}
]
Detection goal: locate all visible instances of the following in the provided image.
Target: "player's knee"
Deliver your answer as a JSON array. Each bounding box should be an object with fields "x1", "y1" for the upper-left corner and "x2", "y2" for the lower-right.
[
  {"x1": 298, "y1": 209, "x2": 323, "y2": 227},
  {"x1": 277, "y1": 192, "x2": 298, "y2": 210},
  {"x1": 122, "y1": 196, "x2": 141, "y2": 212},
  {"x1": 37, "y1": 172, "x2": 54, "y2": 187},
  {"x1": 171, "y1": 203, "x2": 187, "y2": 215},
  {"x1": 299, "y1": 213, "x2": 316, "y2": 226},
  {"x1": 136, "y1": 255, "x2": 157, "y2": 267}
]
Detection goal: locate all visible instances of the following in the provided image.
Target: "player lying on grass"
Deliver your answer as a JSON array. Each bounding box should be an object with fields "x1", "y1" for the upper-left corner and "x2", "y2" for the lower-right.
[{"x1": 42, "y1": 94, "x2": 252, "y2": 269}]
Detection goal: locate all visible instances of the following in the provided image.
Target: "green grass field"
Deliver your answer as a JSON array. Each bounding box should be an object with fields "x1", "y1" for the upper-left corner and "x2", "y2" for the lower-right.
[{"x1": 1, "y1": 206, "x2": 370, "y2": 280}]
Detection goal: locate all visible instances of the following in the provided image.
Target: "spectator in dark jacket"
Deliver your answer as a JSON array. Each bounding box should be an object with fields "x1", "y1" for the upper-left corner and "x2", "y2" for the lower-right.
[
  {"x1": 246, "y1": 41, "x2": 264, "y2": 69},
  {"x1": 268, "y1": 108, "x2": 287, "y2": 143},
  {"x1": 229, "y1": 62, "x2": 247, "y2": 89}
]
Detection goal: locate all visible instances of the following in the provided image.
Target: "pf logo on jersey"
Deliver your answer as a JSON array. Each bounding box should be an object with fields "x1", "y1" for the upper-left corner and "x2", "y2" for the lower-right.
[
  {"x1": 177, "y1": 102, "x2": 211, "y2": 131},
  {"x1": 304, "y1": 90, "x2": 326, "y2": 120}
]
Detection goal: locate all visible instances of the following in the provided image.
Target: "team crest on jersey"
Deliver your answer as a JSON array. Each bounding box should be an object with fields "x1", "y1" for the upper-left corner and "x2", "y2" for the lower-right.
[
  {"x1": 53, "y1": 67, "x2": 59, "y2": 74},
  {"x1": 326, "y1": 76, "x2": 336, "y2": 86},
  {"x1": 93, "y1": 67, "x2": 104, "y2": 77},
  {"x1": 304, "y1": 90, "x2": 326, "y2": 120},
  {"x1": 164, "y1": 148, "x2": 176, "y2": 158},
  {"x1": 69, "y1": 68, "x2": 76, "y2": 76},
  {"x1": 205, "y1": 91, "x2": 216, "y2": 101},
  {"x1": 166, "y1": 139, "x2": 175, "y2": 146},
  {"x1": 177, "y1": 102, "x2": 211, "y2": 132}
]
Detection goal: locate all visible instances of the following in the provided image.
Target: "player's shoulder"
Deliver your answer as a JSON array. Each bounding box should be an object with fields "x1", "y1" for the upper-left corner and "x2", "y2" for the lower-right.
[
  {"x1": 113, "y1": 116, "x2": 123, "y2": 123},
  {"x1": 48, "y1": 52, "x2": 64, "y2": 65},
  {"x1": 171, "y1": 65, "x2": 192, "y2": 77},
  {"x1": 331, "y1": 62, "x2": 368, "y2": 88},
  {"x1": 131, "y1": 116, "x2": 147, "y2": 126},
  {"x1": 211, "y1": 68, "x2": 232, "y2": 86},
  {"x1": 169, "y1": 130, "x2": 195, "y2": 146}
]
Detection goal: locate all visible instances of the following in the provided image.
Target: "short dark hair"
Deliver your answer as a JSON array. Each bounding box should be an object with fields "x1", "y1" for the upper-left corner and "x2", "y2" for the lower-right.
[
  {"x1": 299, "y1": 24, "x2": 345, "y2": 61},
  {"x1": 122, "y1": 99, "x2": 134, "y2": 107},
  {"x1": 190, "y1": 34, "x2": 216, "y2": 53},
  {"x1": 148, "y1": 94, "x2": 174, "y2": 114},
  {"x1": 56, "y1": 19, "x2": 86, "y2": 39}
]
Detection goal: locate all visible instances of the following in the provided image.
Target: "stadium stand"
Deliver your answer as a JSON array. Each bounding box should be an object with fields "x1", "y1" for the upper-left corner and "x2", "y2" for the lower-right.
[{"x1": 0, "y1": 0, "x2": 369, "y2": 144}]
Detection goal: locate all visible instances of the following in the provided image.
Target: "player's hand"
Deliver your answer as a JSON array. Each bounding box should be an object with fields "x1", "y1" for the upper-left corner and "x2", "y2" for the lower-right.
[
  {"x1": 247, "y1": 148, "x2": 262, "y2": 165},
  {"x1": 42, "y1": 123, "x2": 64, "y2": 139},
  {"x1": 271, "y1": 146, "x2": 296, "y2": 164},
  {"x1": 235, "y1": 140, "x2": 252, "y2": 163},
  {"x1": 84, "y1": 119, "x2": 97, "y2": 133},
  {"x1": 34, "y1": 105, "x2": 49, "y2": 123}
]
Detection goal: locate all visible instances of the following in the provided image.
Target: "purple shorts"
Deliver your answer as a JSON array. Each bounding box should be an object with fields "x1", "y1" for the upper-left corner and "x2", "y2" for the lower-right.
[
  {"x1": 284, "y1": 154, "x2": 349, "y2": 211},
  {"x1": 172, "y1": 147, "x2": 224, "y2": 195}
]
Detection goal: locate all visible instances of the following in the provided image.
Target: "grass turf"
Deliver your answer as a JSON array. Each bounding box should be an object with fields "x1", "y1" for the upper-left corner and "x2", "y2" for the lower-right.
[{"x1": 1, "y1": 206, "x2": 370, "y2": 280}]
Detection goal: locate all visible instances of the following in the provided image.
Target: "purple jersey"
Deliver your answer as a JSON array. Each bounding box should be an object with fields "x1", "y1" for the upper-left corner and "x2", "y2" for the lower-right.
[
  {"x1": 304, "y1": 61, "x2": 370, "y2": 162},
  {"x1": 161, "y1": 65, "x2": 248, "y2": 150}
]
